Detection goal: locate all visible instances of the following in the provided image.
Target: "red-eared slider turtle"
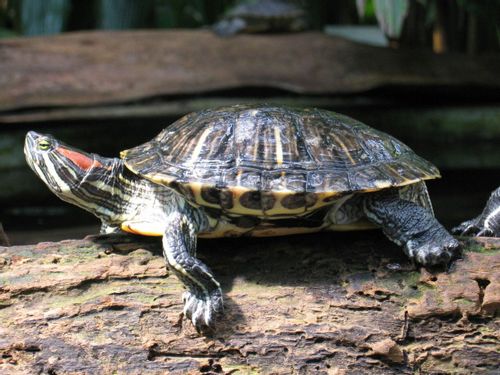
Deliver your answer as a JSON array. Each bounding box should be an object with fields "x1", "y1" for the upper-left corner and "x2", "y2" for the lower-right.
[
  {"x1": 453, "y1": 186, "x2": 500, "y2": 237},
  {"x1": 25, "y1": 104, "x2": 460, "y2": 331},
  {"x1": 213, "y1": 0, "x2": 305, "y2": 36}
]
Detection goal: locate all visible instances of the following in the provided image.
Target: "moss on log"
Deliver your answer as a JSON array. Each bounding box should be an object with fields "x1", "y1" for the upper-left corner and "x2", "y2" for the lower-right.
[{"x1": 0, "y1": 232, "x2": 498, "y2": 374}]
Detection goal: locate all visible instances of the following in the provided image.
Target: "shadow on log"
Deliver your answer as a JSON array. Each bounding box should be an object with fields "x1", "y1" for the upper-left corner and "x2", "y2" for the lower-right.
[{"x1": 0, "y1": 232, "x2": 498, "y2": 374}]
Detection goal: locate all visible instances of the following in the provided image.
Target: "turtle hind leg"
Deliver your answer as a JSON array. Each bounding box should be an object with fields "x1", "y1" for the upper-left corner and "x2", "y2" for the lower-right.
[
  {"x1": 100, "y1": 221, "x2": 123, "y2": 234},
  {"x1": 363, "y1": 189, "x2": 460, "y2": 265},
  {"x1": 162, "y1": 211, "x2": 223, "y2": 332},
  {"x1": 452, "y1": 186, "x2": 500, "y2": 237}
]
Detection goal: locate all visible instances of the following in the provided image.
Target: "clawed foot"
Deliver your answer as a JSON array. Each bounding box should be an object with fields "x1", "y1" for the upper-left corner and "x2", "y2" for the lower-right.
[
  {"x1": 452, "y1": 218, "x2": 495, "y2": 237},
  {"x1": 405, "y1": 234, "x2": 461, "y2": 266},
  {"x1": 183, "y1": 288, "x2": 224, "y2": 332}
]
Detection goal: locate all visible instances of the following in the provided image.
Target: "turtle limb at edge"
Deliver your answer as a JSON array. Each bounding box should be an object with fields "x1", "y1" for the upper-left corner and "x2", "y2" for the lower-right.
[
  {"x1": 162, "y1": 211, "x2": 223, "y2": 332},
  {"x1": 452, "y1": 186, "x2": 500, "y2": 237},
  {"x1": 363, "y1": 189, "x2": 461, "y2": 265}
]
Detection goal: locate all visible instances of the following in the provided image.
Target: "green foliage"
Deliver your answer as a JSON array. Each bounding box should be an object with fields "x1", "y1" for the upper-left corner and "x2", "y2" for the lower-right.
[
  {"x1": 154, "y1": 0, "x2": 234, "y2": 28},
  {"x1": 0, "y1": 0, "x2": 6, "y2": 24},
  {"x1": 97, "y1": 0, "x2": 155, "y2": 29},
  {"x1": 457, "y1": 0, "x2": 500, "y2": 15},
  {"x1": 457, "y1": 0, "x2": 500, "y2": 47},
  {"x1": 15, "y1": 0, "x2": 71, "y2": 35},
  {"x1": 0, "y1": 2, "x2": 17, "y2": 37},
  {"x1": 155, "y1": 0, "x2": 204, "y2": 28},
  {"x1": 356, "y1": 0, "x2": 377, "y2": 23},
  {"x1": 0, "y1": 0, "x2": 498, "y2": 50},
  {"x1": 373, "y1": 0, "x2": 410, "y2": 39},
  {"x1": 0, "y1": 28, "x2": 17, "y2": 37}
]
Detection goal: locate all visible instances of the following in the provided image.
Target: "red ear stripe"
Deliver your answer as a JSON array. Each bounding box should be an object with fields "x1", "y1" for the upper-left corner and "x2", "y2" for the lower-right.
[{"x1": 56, "y1": 147, "x2": 103, "y2": 170}]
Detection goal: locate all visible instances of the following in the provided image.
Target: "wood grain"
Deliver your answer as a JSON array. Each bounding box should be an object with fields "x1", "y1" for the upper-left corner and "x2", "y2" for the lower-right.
[
  {"x1": 0, "y1": 232, "x2": 498, "y2": 374},
  {"x1": 1, "y1": 30, "x2": 499, "y2": 112}
]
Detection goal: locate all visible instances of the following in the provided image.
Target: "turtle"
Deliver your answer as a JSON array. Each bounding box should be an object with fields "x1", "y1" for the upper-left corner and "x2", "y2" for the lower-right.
[
  {"x1": 24, "y1": 104, "x2": 460, "y2": 332},
  {"x1": 453, "y1": 186, "x2": 500, "y2": 237},
  {"x1": 212, "y1": 0, "x2": 306, "y2": 36}
]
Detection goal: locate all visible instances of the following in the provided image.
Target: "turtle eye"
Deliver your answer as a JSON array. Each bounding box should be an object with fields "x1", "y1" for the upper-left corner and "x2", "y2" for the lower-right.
[{"x1": 38, "y1": 139, "x2": 52, "y2": 151}]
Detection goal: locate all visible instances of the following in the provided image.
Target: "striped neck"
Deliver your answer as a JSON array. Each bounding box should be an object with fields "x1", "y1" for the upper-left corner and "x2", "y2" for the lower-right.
[{"x1": 25, "y1": 131, "x2": 129, "y2": 222}]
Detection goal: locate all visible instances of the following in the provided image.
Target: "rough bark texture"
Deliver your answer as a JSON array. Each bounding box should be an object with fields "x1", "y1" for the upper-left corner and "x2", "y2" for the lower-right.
[
  {"x1": 0, "y1": 232, "x2": 498, "y2": 374},
  {"x1": 1, "y1": 30, "x2": 499, "y2": 112}
]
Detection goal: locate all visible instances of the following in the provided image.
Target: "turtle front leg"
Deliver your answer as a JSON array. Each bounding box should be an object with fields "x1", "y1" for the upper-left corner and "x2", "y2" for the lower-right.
[
  {"x1": 100, "y1": 221, "x2": 122, "y2": 234},
  {"x1": 162, "y1": 211, "x2": 223, "y2": 331},
  {"x1": 452, "y1": 186, "x2": 500, "y2": 237},
  {"x1": 363, "y1": 190, "x2": 460, "y2": 265}
]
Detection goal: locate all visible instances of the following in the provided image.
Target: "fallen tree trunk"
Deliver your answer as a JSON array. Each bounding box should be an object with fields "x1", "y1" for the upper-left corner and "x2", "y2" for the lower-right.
[
  {"x1": 0, "y1": 232, "x2": 498, "y2": 374},
  {"x1": 1, "y1": 30, "x2": 500, "y2": 112}
]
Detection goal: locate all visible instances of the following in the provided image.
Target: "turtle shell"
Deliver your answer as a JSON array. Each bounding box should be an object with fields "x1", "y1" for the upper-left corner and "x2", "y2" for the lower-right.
[
  {"x1": 213, "y1": 0, "x2": 305, "y2": 36},
  {"x1": 121, "y1": 104, "x2": 439, "y2": 217},
  {"x1": 227, "y1": 0, "x2": 303, "y2": 20}
]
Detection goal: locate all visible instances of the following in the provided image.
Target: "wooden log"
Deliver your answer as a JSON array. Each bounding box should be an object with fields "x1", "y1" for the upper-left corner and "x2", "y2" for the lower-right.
[
  {"x1": 0, "y1": 232, "x2": 498, "y2": 374},
  {"x1": 1, "y1": 30, "x2": 500, "y2": 112}
]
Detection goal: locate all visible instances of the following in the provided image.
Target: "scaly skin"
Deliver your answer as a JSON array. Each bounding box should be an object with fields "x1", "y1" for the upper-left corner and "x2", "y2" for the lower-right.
[
  {"x1": 363, "y1": 190, "x2": 461, "y2": 265},
  {"x1": 453, "y1": 187, "x2": 500, "y2": 237},
  {"x1": 162, "y1": 211, "x2": 223, "y2": 331}
]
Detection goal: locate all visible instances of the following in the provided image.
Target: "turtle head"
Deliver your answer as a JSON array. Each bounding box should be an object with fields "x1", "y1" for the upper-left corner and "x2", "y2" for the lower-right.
[{"x1": 24, "y1": 131, "x2": 123, "y2": 219}]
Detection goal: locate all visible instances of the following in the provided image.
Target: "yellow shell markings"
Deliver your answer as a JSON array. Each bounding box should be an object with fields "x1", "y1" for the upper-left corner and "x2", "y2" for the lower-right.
[
  {"x1": 191, "y1": 181, "x2": 220, "y2": 209},
  {"x1": 140, "y1": 172, "x2": 176, "y2": 186},
  {"x1": 274, "y1": 126, "x2": 284, "y2": 166},
  {"x1": 193, "y1": 182, "x2": 340, "y2": 217},
  {"x1": 121, "y1": 221, "x2": 165, "y2": 236},
  {"x1": 235, "y1": 169, "x2": 243, "y2": 185},
  {"x1": 372, "y1": 179, "x2": 395, "y2": 190},
  {"x1": 220, "y1": 185, "x2": 264, "y2": 216},
  {"x1": 185, "y1": 127, "x2": 212, "y2": 167},
  {"x1": 328, "y1": 131, "x2": 356, "y2": 165}
]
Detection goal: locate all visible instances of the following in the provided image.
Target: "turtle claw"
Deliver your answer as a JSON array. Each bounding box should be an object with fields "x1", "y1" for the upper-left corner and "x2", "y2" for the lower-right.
[
  {"x1": 462, "y1": 224, "x2": 480, "y2": 236},
  {"x1": 183, "y1": 289, "x2": 224, "y2": 332},
  {"x1": 405, "y1": 235, "x2": 461, "y2": 266},
  {"x1": 452, "y1": 219, "x2": 480, "y2": 236},
  {"x1": 476, "y1": 228, "x2": 494, "y2": 237},
  {"x1": 452, "y1": 218, "x2": 496, "y2": 237}
]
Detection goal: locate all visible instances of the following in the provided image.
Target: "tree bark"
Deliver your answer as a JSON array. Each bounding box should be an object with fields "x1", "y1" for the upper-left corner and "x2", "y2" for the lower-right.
[{"x1": 0, "y1": 232, "x2": 498, "y2": 374}]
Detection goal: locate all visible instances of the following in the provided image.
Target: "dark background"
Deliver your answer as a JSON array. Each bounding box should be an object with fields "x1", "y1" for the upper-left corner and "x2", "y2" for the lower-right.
[{"x1": 0, "y1": 0, "x2": 499, "y2": 244}]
